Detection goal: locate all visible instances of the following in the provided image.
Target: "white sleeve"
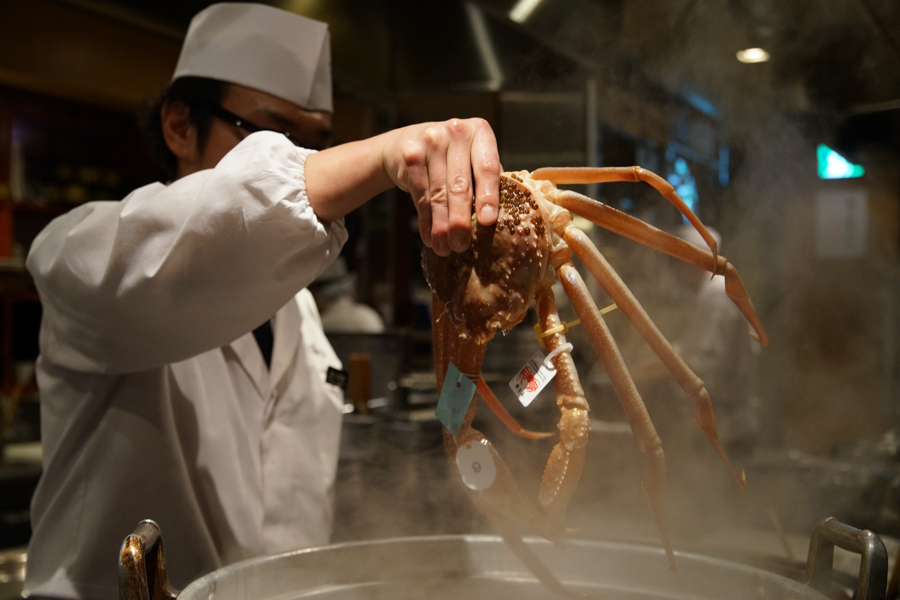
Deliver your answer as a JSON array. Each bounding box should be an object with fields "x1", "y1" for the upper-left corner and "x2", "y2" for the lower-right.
[{"x1": 27, "y1": 132, "x2": 348, "y2": 374}]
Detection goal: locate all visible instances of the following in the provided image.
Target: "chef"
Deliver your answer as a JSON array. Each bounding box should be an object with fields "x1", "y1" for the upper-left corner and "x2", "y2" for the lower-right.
[
  {"x1": 22, "y1": 4, "x2": 500, "y2": 600},
  {"x1": 667, "y1": 225, "x2": 761, "y2": 460}
]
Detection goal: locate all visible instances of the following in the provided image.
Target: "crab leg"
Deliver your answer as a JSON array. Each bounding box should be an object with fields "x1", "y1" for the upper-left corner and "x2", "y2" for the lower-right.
[
  {"x1": 433, "y1": 295, "x2": 558, "y2": 537},
  {"x1": 549, "y1": 188, "x2": 769, "y2": 346},
  {"x1": 443, "y1": 411, "x2": 585, "y2": 598},
  {"x1": 440, "y1": 404, "x2": 580, "y2": 595},
  {"x1": 434, "y1": 294, "x2": 588, "y2": 596},
  {"x1": 549, "y1": 254, "x2": 676, "y2": 572},
  {"x1": 555, "y1": 212, "x2": 747, "y2": 491},
  {"x1": 532, "y1": 166, "x2": 719, "y2": 272},
  {"x1": 441, "y1": 401, "x2": 550, "y2": 540},
  {"x1": 475, "y1": 379, "x2": 555, "y2": 440},
  {"x1": 533, "y1": 283, "x2": 591, "y2": 539}
]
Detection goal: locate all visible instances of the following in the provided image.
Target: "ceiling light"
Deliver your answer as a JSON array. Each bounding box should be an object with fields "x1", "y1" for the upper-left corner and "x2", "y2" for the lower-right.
[
  {"x1": 465, "y1": 4, "x2": 503, "y2": 90},
  {"x1": 509, "y1": 0, "x2": 544, "y2": 23},
  {"x1": 736, "y1": 48, "x2": 770, "y2": 63}
]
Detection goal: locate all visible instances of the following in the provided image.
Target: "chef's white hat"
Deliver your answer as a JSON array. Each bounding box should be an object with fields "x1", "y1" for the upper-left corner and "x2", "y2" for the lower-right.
[{"x1": 172, "y1": 3, "x2": 332, "y2": 112}]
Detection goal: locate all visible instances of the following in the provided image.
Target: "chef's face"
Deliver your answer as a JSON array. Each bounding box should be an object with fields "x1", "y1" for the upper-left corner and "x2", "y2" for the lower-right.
[{"x1": 171, "y1": 83, "x2": 334, "y2": 178}]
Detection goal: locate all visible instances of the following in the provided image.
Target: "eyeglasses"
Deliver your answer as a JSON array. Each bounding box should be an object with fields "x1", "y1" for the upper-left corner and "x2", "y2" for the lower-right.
[{"x1": 211, "y1": 105, "x2": 299, "y2": 146}]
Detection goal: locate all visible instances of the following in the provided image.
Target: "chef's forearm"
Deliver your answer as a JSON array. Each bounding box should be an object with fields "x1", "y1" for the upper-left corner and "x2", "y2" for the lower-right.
[
  {"x1": 305, "y1": 133, "x2": 395, "y2": 223},
  {"x1": 305, "y1": 119, "x2": 501, "y2": 256}
]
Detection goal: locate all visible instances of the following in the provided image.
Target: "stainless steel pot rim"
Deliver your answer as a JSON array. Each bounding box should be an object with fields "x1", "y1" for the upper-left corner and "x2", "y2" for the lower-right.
[{"x1": 180, "y1": 534, "x2": 818, "y2": 599}]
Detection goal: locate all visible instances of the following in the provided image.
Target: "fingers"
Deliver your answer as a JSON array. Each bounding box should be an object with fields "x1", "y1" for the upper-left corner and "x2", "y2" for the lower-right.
[
  {"x1": 399, "y1": 139, "x2": 433, "y2": 249},
  {"x1": 388, "y1": 118, "x2": 500, "y2": 257},
  {"x1": 426, "y1": 125, "x2": 453, "y2": 256},
  {"x1": 469, "y1": 120, "x2": 500, "y2": 227}
]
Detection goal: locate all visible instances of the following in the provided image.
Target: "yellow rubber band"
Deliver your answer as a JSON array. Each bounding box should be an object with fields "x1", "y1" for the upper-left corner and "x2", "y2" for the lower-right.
[
  {"x1": 533, "y1": 304, "x2": 618, "y2": 347},
  {"x1": 533, "y1": 321, "x2": 575, "y2": 340}
]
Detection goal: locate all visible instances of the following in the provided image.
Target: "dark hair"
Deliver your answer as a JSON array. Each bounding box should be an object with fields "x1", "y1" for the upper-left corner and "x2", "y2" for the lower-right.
[{"x1": 139, "y1": 76, "x2": 229, "y2": 180}]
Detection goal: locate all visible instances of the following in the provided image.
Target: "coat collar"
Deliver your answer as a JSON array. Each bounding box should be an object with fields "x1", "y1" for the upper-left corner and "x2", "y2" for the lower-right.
[
  {"x1": 228, "y1": 298, "x2": 302, "y2": 403},
  {"x1": 270, "y1": 298, "x2": 301, "y2": 394},
  {"x1": 229, "y1": 329, "x2": 270, "y2": 399}
]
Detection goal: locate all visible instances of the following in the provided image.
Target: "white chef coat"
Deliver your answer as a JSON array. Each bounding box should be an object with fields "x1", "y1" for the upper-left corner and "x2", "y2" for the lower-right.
[{"x1": 23, "y1": 132, "x2": 348, "y2": 600}]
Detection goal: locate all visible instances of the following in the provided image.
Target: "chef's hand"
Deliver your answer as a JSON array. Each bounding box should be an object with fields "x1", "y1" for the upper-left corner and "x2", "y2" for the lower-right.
[
  {"x1": 382, "y1": 118, "x2": 500, "y2": 256},
  {"x1": 306, "y1": 118, "x2": 500, "y2": 255}
]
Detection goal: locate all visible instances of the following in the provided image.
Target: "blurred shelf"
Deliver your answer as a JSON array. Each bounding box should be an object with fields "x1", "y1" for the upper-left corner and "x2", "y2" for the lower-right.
[
  {"x1": 0, "y1": 200, "x2": 69, "y2": 216},
  {"x1": 0, "y1": 258, "x2": 25, "y2": 272},
  {"x1": 2, "y1": 442, "x2": 42, "y2": 467}
]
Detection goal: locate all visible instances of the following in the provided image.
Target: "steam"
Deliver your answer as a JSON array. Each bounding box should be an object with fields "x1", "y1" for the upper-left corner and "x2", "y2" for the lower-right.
[{"x1": 331, "y1": 0, "x2": 897, "y2": 585}]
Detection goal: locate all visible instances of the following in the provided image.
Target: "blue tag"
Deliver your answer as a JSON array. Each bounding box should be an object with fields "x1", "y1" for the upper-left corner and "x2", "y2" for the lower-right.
[{"x1": 435, "y1": 363, "x2": 477, "y2": 436}]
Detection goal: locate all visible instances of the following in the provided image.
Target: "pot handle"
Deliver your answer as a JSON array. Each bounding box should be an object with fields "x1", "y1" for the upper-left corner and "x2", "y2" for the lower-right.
[
  {"x1": 119, "y1": 520, "x2": 180, "y2": 600},
  {"x1": 805, "y1": 517, "x2": 888, "y2": 600}
]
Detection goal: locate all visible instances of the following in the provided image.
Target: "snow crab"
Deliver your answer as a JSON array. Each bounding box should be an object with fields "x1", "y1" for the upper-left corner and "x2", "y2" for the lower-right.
[{"x1": 422, "y1": 166, "x2": 768, "y2": 595}]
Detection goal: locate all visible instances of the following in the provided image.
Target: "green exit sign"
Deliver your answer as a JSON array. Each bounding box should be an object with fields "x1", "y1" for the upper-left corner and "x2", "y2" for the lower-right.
[{"x1": 817, "y1": 144, "x2": 864, "y2": 179}]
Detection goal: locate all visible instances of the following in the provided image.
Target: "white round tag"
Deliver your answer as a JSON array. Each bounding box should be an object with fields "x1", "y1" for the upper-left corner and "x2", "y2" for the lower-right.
[{"x1": 455, "y1": 440, "x2": 497, "y2": 491}]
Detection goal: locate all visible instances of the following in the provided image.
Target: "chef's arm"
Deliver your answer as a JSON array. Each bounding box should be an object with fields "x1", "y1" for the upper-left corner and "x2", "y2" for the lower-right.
[
  {"x1": 28, "y1": 121, "x2": 502, "y2": 374},
  {"x1": 28, "y1": 133, "x2": 345, "y2": 374},
  {"x1": 306, "y1": 118, "x2": 500, "y2": 256}
]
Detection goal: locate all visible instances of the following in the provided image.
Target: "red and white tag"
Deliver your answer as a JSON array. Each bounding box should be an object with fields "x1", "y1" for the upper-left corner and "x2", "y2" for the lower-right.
[{"x1": 509, "y1": 349, "x2": 557, "y2": 407}]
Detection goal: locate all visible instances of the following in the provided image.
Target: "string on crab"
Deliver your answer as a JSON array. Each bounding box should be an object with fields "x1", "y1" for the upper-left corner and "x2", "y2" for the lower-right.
[{"x1": 533, "y1": 303, "x2": 618, "y2": 349}]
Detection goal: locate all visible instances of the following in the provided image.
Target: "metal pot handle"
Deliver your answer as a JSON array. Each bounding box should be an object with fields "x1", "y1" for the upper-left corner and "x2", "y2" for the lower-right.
[
  {"x1": 805, "y1": 517, "x2": 888, "y2": 600},
  {"x1": 119, "y1": 520, "x2": 180, "y2": 600}
]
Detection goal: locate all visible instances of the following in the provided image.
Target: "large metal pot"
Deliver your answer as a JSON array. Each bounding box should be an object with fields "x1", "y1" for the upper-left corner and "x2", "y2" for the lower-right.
[{"x1": 119, "y1": 518, "x2": 887, "y2": 600}]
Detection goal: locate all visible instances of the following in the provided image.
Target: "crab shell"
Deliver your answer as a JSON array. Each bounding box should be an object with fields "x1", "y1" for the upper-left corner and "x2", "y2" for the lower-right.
[{"x1": 422, "y1": 174, "x2": 553, "y2": 345}]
